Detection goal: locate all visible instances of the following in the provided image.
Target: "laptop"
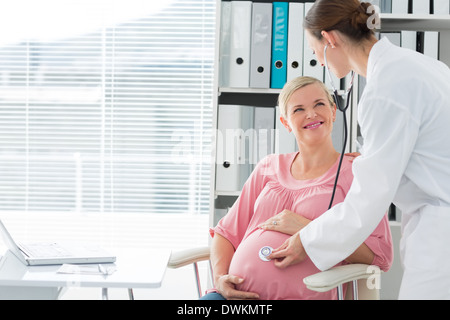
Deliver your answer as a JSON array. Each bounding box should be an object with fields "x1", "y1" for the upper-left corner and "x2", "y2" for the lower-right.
[{"x1": 0, "y1": 219, "x2": 116, "y2": 266}]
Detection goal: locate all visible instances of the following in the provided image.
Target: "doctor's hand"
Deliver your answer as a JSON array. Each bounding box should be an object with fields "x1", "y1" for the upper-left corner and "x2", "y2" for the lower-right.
[
  {"x1": 269, "y1": 231, "x2": 307, "y2": 269},
  {"x1": 215, "y1": 274, "x2": 260, "y2": 300},
  {"x1": 258, "y1": 209, "x2": 311, "y2": 236}
]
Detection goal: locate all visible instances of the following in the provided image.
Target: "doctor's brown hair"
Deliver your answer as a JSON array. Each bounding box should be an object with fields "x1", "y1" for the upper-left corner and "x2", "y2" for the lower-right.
[{"x1": 304, "y1": 0, "x2": 376, "y2": 42}]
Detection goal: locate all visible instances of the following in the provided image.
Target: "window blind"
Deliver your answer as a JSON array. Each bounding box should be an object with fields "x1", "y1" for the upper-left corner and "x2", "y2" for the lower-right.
[{"x1": 0, "y1": 0, "x2": 215, "y2": 215}]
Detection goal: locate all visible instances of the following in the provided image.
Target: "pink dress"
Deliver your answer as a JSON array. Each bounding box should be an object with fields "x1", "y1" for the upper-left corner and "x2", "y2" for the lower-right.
[{"x1": 210, "y1": 152, "x2": 393, "y2": 300}]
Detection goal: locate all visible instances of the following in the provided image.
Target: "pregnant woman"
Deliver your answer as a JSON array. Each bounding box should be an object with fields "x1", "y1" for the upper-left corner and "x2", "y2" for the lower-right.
[{"x1": 203, "y1": 76, "x2": 393, "y2": 300}]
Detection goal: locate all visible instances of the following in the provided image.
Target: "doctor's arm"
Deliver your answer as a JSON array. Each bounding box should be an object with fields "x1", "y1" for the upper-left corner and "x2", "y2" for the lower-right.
[
  {"x1": 263, "y1": 209, "x2": 375, "y2": 265},
  {"x1": 271, "y1": 98, "x2": 418, "y2": 271},
  {"x1": 270, "y1": 214, "x2": 389, "y2": 268}
]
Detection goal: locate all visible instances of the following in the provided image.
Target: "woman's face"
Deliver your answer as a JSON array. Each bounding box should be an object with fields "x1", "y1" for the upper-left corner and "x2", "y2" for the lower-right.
[
  {"x1": 306, "y1": 30, "x2": 351, "y2": 79},
  {"x1": 282, "y1": 83, "x2": 336, "y2": 147}
]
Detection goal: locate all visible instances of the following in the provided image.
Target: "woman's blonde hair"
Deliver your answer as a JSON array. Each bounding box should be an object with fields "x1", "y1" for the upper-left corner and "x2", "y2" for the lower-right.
[{"x1": 278, "y1": 76, "x2": 335, "y2": 119}]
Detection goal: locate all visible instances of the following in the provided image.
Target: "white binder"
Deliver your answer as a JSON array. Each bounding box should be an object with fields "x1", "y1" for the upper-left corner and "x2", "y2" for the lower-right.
[
  {"x1": 412, "y1": 0, "x2": 430, "y2": 14},
  {"x1": 392, "y1": 0, "x2": 409, "y2": 13},
  {"x1": 253, "y1": 107, "x2": 275, "y2": 163},
  {"x1": 219, "y1": 1, "x2": 231, "y2": 87},
  {"x1": 216, "y1": 105, "x2": 254, "y2": 192},
  {"x1": 381, "y1": 32, "x2": 401, "y2": 46},
  {"x1": 401, "y1": 31, "x2": 417, "y2": 51},
  {"x1": 380, "y1": 0, "x2": 392, "y2": 13},
  {"x1": 287, "y1": 2, "x2": 304, "y2": 82},
  {"x1": 424, "y1": 32, "x2": 439, "y2": 59},
  {"x1": 303, "y1": 2, "x2": 324, "y2": 81},
  {"x1": 434, "y1": 0, "x2": 450, "y2": 14},
  {"x1": 216, "y1": 105, "x2": 244, "y2": 192},
  {"x1": 275, "y1": 107, "x2": 297, "y2": 154},
  {"x1": 250, "y1": 2, "x2": 272, "y2": 88},
  {"x1": 229, "y1": 1, "x2": 252, "y2": 88}
]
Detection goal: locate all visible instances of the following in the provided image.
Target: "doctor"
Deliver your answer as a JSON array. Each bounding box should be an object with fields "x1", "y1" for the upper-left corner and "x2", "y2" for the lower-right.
[{"x1": 269, "y1": 0, "x2": 450, "y2": 299}]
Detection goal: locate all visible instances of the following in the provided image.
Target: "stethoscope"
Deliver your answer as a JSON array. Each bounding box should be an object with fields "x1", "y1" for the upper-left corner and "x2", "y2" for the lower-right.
[{"x1": 324, "y1": 44, "x2": 355, "y2": 209}]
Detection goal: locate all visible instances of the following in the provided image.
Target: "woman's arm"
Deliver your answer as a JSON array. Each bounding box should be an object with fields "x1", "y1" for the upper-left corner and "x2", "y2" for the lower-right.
[
  {"x1": 210, "y1": 233, "x2": 259, "y2": 300},
  {"x1": 210, "y1": 233, "x2": 235, "y2": 284},
  {"x1": 344, "y1": 242, "x2": 374, "y2": 265}
]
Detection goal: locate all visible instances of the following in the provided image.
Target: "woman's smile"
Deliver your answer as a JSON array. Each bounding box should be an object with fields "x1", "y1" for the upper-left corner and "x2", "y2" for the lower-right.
[{"x1": 303, "y1": 121, "x2": 324, "y2": 130}]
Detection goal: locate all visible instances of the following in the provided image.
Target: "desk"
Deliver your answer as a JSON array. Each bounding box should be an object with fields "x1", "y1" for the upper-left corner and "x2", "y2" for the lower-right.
[{"x1": 0, "y1": 248, "x2": 171, "y2": 300}]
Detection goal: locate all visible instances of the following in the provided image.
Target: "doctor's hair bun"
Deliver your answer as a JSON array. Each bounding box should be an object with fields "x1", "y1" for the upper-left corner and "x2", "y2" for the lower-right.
[
  {"x1": 351, "y1": 2, "x2": 372, "y2": 33},
  {"x1": 304, "y1": 0, "x2": 376, "y2": 43}
]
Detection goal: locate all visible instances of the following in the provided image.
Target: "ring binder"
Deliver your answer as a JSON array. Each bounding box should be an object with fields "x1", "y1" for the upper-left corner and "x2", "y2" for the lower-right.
[
  {"x1": 287, "y1": 2, "x2": 304, "y2": 82},
  {"x1": 270, "y1": 2, "x2": 289, "y2": 89},
  {"x1": 250, "y1": 2, "x2": 273, "y2": 88},
  {"x1": 228, "y1": 1, "x2": 252, "y2": 88}
]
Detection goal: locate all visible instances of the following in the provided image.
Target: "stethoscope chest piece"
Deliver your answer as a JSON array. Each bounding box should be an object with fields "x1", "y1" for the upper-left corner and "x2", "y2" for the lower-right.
[{"x1": 259, "y1": 246, "x2": 273, "y2": 262}]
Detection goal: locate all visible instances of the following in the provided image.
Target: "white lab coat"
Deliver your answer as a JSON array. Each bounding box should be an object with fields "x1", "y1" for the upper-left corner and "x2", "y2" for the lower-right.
[{"x1": 299, "y1": 37, "x2": 450, "y2": 299}]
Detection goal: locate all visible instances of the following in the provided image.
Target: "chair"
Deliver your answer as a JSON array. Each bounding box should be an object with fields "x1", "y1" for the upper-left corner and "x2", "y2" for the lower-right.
[
  {"x1": 167, "y1": 246, "x2": 213, "y2": 298},
  {"x1": 303, "y1": 263, "x2": 381, "y2": 300},
  {"x1": 168, "y1": 246, "x2": 382, "y2": 300}
]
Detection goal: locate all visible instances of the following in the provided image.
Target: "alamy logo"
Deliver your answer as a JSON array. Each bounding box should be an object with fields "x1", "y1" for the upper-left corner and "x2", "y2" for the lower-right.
[
  {"x1": 366, "y1": 265, "x2": 382, "y2": 290},
  {"x1": 366, "y1": 5, "x2": 381, "y2": 30}
]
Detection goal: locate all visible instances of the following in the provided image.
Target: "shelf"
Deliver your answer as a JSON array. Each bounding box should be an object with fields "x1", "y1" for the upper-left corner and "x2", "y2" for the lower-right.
[
  {"x1": 218, "y1": 87, "x2": 280, "y2": 107},
  {"x1": 215, "y1": 191, "x2": 240, "y2": 197},
  {"x1": 380, "y1": 14, "x2": 450, "y2": 31},
  {"x1": 219, "y1": 87, "x2": 281, "y2": 94},
  {"x1": 218, "y1": 87, "x2": 347, "y2": 107}
]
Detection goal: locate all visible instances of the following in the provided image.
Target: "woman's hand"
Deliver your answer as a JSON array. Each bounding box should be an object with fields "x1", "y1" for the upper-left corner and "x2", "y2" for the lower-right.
[
  {"x1": 215, "y1": 274, "x2": 259, "y2": 300},
  {"x1": 258, "y1": 209, "x2": 311, "y2": 236}
]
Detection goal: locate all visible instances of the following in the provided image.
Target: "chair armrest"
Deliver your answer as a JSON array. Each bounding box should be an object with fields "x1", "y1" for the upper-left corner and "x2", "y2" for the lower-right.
[
  {"x1": 167, "y1": 246, "x2": 211, "y2": 269},
  {"x1": 303, "y1": 264, "x2": 377, "y2": 293}
]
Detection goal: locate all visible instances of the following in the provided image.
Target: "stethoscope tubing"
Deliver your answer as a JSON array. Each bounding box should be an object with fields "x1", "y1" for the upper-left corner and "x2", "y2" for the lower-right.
[{"x1": 324, "y1": 44, "x2": 355, "y2": 209}]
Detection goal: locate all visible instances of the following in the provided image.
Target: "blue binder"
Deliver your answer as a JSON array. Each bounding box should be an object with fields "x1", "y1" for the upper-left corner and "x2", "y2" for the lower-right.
[{"x1": 271, "y1": 2, "x2": 288, "y2": 89}]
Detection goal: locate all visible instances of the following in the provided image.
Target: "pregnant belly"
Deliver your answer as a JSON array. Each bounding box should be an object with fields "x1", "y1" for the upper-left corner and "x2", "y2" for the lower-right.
[{"x1": 228, "y1": 229, "x2": 335, "y2": 300}]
